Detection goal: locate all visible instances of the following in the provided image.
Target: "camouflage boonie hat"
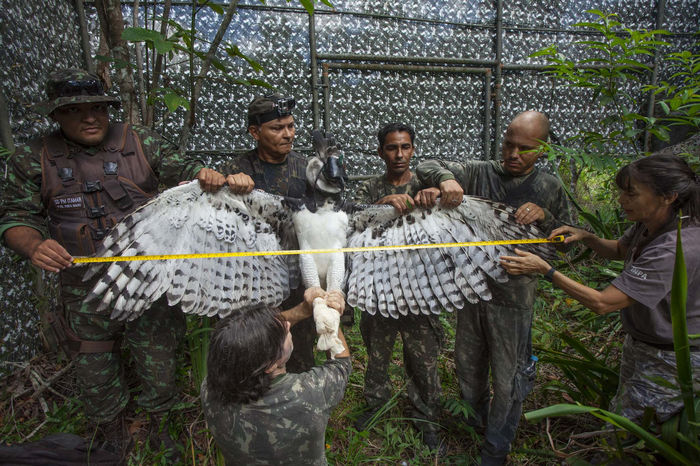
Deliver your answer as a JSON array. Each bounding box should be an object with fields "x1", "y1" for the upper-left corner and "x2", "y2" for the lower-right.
[
  {"x1": 33, "y1": 68, "x2": 120, "y2": 116},
  {"x1": 247, "y1": 94, "x2": 296, "y2": 126}
]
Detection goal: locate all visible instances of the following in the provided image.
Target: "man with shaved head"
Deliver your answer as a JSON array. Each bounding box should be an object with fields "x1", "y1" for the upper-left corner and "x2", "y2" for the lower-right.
[{"x1": 415, "y1": 111, "x2": 573, "y2": 465}]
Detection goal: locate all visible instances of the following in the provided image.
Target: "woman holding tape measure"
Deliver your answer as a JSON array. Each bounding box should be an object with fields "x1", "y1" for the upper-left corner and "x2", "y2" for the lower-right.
[{"x1": 500, "y1": 152, "x2": 700, "y2": 423}]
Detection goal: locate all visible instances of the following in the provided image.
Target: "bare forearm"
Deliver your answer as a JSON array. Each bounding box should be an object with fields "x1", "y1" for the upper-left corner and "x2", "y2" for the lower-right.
[
  {"x1": 329, "y1": 325, "x2": 350, "y2": 359},
  {"x1": 279, "y1": 301, "x2": 312, "y2": 326},
  {"x1": 551, "y1": 271, "x2": 632, "y2": 315},
  {"x1": 500, "y1": 249, "x2": 632, "y2": 315},
  {"x1": 3, "y1": 226, "x2": 44, "y2": 258},
  {"x1": 3, "y1": 226, "x2": 73, "y2": 272},
  {"x1": 583, "y1": 236, "x2": 624, "y2": 260}
]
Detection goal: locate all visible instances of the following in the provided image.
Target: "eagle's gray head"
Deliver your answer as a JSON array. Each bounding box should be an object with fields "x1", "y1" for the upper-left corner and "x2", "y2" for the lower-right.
[{"x1": 306, "y1": 130, "x2": 348, "y2": 195}]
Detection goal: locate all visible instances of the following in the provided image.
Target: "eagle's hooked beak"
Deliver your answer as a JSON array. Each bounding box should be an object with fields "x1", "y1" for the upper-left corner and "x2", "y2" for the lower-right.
[{"x1": 323, "y1": 156, "x2": 348, "y2": 189}]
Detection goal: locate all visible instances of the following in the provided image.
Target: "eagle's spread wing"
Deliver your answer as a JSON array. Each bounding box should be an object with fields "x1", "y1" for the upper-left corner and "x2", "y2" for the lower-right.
[
  {"x1": 83, "y1": 182, "x2": 299, "y2": 321},
  {"x1": 345, "y1": 195, "x2": 557, "y2": 318}
]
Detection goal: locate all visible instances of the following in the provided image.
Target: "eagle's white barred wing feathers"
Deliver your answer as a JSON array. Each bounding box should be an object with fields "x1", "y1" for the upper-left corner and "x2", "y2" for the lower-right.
[
  {"x1": 346, "y1": 195, "x2": 556, "y2": 318},
  {"x1": 84, "y1": 182, "x2": 296, "y2": 321}
]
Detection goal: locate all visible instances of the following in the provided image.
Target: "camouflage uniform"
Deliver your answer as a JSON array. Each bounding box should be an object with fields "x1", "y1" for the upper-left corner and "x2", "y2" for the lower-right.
[
  {"x1": 222, "y1": 149, "x2": 316, "y2": 373},
  {"x1": 0, "y1": 124, "x2": 204, "y2": 422},
  {"x1": 201, "y1": 357, "x2": 351, "y2": 465},
  {"x1": 353, "y1": 174, "x2": 444, "y2": 433},
  {"x1": 417, "y1": 159, "x2": 573, "y2": 463},
  {"x1": 615, "y1": 335, "x2": 700, "y2": 422}
]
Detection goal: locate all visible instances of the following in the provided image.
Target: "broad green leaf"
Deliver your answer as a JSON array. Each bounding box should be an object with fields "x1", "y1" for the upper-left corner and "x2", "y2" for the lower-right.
[
  {"x1": 121, "y1": 26, "x2": 161, "y2": 43},
  {"x1": 299, "y1": 0, "x2": 314, "y2": 15},
  {"x1": 153, "y1": 36, "x2": 175, "y2": 54},
  {"x1": 163, "y1": 92, "x2": 190, "y2": 112}
]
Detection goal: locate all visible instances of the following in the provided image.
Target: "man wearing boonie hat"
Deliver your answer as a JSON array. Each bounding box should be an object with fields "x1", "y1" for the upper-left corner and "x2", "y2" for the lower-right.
[
  {"x1": 0, "y1": 68, "x2": 227, "y2": 461},
  {"x1": 221, "y1": 94, "x2": 320, "y2": 373}
]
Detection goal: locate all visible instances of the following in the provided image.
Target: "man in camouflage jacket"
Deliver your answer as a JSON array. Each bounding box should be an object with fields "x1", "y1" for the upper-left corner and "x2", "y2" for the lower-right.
[
  {"x1": 221, "y1": 94, "x2": 319, "y2": 373},
  {"x1": 0, "y1": 69, "x2": 226, "y2": 458},
  {"x1": 353, "y1": 122, "x2": 445, "y2": 454},
  {"x1": 415, "y1": 111, "x2": 574, "y2": 465}
]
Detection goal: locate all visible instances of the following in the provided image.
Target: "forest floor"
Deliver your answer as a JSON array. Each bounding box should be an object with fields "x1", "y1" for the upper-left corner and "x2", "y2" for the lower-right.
[{"x1": 0, "y1": 282, "x2": 660, "y2": 465}]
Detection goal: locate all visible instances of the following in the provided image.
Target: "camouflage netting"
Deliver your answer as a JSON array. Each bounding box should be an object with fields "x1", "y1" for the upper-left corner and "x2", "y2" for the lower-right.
[{"x1": 1, "y1": 0, "x2": 698, "y2": 369}]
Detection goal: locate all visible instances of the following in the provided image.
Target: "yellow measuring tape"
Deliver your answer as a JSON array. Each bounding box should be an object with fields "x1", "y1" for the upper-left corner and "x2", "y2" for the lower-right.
[{"x1": 72, "y1": 235, "x2": 564, "y2": 264}]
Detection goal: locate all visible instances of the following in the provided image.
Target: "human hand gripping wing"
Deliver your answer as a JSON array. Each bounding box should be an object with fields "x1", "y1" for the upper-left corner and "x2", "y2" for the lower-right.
[
  {"x1": 82, "y1": 182, "x2": 299, "y2": 321},
  {"x1": 345, "y1": 195, "x2": 557, "y2": 318}
]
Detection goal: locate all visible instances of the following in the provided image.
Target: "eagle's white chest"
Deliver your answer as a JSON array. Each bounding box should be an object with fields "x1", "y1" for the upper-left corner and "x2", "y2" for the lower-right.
[{"x1": 292, "y1": 207, "x2": 348, "y2": 289}]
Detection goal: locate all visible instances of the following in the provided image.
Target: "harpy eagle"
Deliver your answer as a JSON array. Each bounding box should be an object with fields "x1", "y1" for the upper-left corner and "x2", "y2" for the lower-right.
[{"x1": 82, "y1": 131, "x2": 556, "y2": 356}]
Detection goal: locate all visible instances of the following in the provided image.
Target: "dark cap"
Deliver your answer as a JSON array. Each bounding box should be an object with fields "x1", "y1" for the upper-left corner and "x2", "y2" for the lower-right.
[
  {"x1": 33, "y1": 68, "x2": 121, "y2": 116},
  {"x1": 247, "y1": 94, "x2": 296, "y2": 126}
]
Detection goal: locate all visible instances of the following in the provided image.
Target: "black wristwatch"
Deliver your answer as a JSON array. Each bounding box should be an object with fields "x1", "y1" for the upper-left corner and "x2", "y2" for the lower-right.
[{"x1": 543, "y1": 266, "x2": 556, "y2": 282}]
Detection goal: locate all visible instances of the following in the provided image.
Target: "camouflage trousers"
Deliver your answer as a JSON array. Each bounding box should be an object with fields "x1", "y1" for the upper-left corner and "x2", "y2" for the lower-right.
[
  {"x1": 613, "y1": 335, "x2": 700, "y2": 423},
  {"x1": 61, "y1": 280, "x2": 185, "y2": 423},
  {"x1": 456, "y1": 297, "x2": 535, "y2": 465},
  {"x1": 360, "y1": 312, "x2": 444, "y2": 432}
]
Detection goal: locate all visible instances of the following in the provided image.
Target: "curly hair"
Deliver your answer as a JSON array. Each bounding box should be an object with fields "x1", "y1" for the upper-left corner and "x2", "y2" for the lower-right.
[
  {"x1": 377, "y1": 122, "x2": 415, "y2": 148},
  {"x1": 615, "y1": 153, "x2": 700, "y2": 222},
  {"x1": 206, "y1": 307, "x2": 287, "y2": 405}
]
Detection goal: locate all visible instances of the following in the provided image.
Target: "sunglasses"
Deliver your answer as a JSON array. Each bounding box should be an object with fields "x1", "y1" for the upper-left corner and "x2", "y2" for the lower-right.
[{"x1": 49, "y1": 79, "x2": 104, "y2": 99}]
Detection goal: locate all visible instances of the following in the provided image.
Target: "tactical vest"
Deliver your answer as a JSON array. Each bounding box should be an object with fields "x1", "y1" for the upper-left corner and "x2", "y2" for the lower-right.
[
  {"x1": 237, "y1": 149, "x2": 308, "y2": 198},
  {"x1": 38, "y1": 123, "x2": 159, "y2": 257}
]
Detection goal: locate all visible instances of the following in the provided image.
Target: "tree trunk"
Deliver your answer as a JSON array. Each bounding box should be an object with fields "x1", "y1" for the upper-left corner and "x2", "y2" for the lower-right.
[
  {"x1": 132, "y1": 0, "x2": 148, "y2": 121},
  {"x1": 146, "y1": 0, "x2": 172, "y2": 128},
  {"x1": 95, "y1": 0, "x2": 141, "y2": 125},
  {"x1": 178, "y1": 0, "x2": 240, "y2": 148},
  {"x1": 569, "y1": 158, "x2": 580, "y2": 194}
]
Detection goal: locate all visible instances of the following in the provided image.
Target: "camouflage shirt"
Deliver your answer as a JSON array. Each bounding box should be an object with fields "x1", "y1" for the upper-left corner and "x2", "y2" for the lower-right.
[
  {"x1": 353, "y1": 173, "x2": 423, "y2": 204},
  {"x1": 416, "y1": 159, "x2": 574, "y2": 233},
  {"x1": 221, "y1": 149, "x2": 309, "y2": 199},
  {"x1": 0, "y1": 124, "x2": 204, "y2": 240},
  {"x1": 201, "y1": 357, "x2": 351, "y2": 466}
]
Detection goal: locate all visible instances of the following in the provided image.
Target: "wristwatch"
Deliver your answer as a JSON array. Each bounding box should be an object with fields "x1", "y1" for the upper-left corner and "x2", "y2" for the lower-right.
[{"x1": 543, "y1": 266, "x2": 556, "y2": 282}]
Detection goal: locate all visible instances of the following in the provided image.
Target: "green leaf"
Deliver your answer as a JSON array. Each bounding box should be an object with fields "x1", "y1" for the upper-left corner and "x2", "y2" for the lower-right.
[
  {"x1": 671, "y1": 213, "x2": 697, "y2": 429},
  {"x1": 121, "y1": 26, "x2": 160, "y2": 43},
  {"x1": 659, "y1": 101, "x2": 671, "y2": 115},
  {"x1": 225, "y1": 44, "x2": 265, "y2": 72},
  {"x1": 248, "y1": 78, "x2": 273, "y2": 88},
  {"x1": 199, "y1": 0, "x2": 225, "y2": 14},
  {"x1": 163, "y1": 92, "x2": 190, "y2": 112},
  {"x1": 529, "y1": 45, "x2": 557, "y2": 58},
  {"x1": 122, "y1": 27, "x2": 175, "y2": 54},
  {"x1": 153, "y1": 36, "x2": 175, "y2": 54},
  {"x1": 298, "y1": 0, "x2": 314, "y2": 15},
  {"x1": 525, "y1": 404, "x2": 693, "y2": 465},
  {"x1": 210, "y1": 56, "x2": 228, "y2": 72}
]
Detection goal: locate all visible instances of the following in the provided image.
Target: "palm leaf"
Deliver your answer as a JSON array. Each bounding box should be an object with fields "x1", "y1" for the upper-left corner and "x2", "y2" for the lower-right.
[
  {"x1": 670, "y1": 214, "x2": 697, "y2": 434},
  {"x1": 525, "y1": 404, "x2": 693, "y2": 465}
]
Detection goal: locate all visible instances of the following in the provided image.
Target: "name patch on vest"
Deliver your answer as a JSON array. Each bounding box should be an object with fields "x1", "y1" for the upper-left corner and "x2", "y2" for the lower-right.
[{"x1": 53, "y1": 195, "x2": 84, "y2": 210}]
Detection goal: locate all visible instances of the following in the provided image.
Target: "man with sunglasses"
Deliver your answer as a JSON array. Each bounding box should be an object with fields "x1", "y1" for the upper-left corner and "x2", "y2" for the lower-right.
[
  {"x1": 222, "y1": 94, "x2": 319, "y2": 374},
  {"x1": 0, "y1": 68, "x2": 226, "y2": 460}
]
